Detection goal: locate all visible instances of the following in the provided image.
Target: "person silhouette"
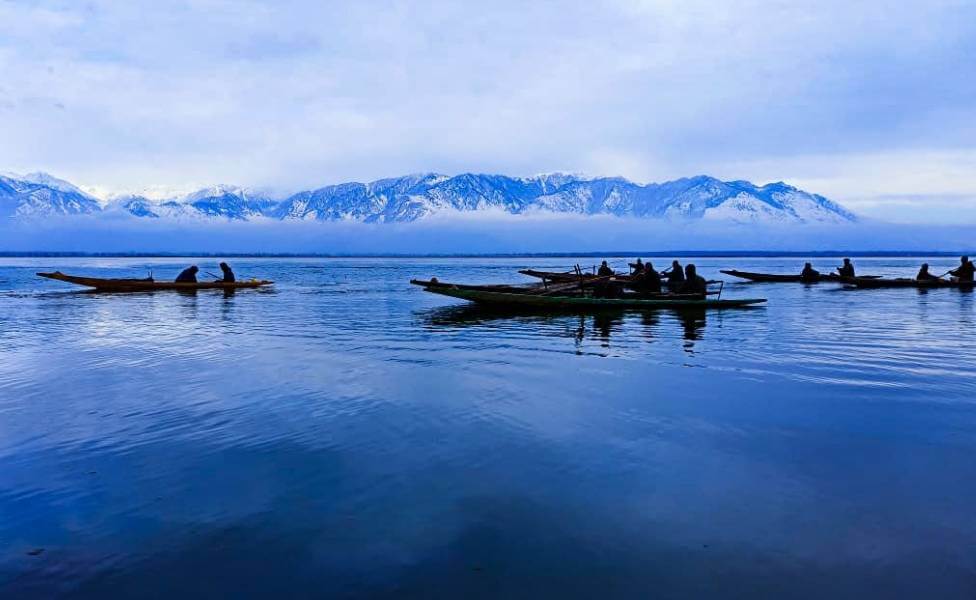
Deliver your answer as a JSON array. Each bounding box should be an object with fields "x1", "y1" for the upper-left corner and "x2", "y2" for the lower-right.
[
  {"x1": 949, "y1": 256, "x2": 975, "y2": 282},
  {"x1": 219, "y1": 262, "x2": 236, "y2": 282},
  {"x1": 175, "y1": 265, "x2": 198, "y2": 283}
]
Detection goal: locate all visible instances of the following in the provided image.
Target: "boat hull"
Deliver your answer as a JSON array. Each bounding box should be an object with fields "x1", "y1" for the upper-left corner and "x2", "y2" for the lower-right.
[
  {"x1": 518, "y1": 269, "x2": 635, "y2": 283},
  {"x1": 849, "y1": 277, "x2": 974, "y2": 289},
  {"x1": 719, "y1": 269, "x2": 882, "y2": 284},
  {"x1": 38, "y1": 272, "x2": 273, "y2": 292},
  {"x1": 720, "y1": 269, "x2": 840, "y2": 283},
  {"x1": 411, "y1": 280, "x2": 765, "y2": 309}
]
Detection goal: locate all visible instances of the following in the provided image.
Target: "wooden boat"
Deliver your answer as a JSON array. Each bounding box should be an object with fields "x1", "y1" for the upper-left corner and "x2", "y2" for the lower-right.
[
  {"x1": 518, "y1": 269, "x2": 634, "y2": 283},
  {"x1": 38, "y1": 271, "x2": 273, "y2": 292},
  {"x1": 410, "y1": 279, "x2": 766, "y2": 309},
  {"x1": 720, "y1": 269, "x2": 880, "y2": 283},
  {"x1": 848, "y1": 276, "x2": 974, "y2": 289}
]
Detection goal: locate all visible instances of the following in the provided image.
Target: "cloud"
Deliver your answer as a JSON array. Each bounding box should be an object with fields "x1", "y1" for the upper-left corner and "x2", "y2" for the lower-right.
[{"x1": 1, "y1": 0, "x2": 975, "y2": 221}]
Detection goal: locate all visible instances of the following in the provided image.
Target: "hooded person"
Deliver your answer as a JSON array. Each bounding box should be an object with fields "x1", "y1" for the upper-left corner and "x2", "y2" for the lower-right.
[
  {"x1": 642, "y1": 262, "x2": 662, "y2": 293},
  {"x1": 219, "y1": 262, "x2": 236, "y2": 283},
  {"x1": 800, "y1": 262, "x2": 821, "y2": 282},
  {"x1": 916, "y1": 263, "x2": 939, "y2": 281},
  {"x1": 175, "y1": 265, "x2": 199, "y2": 283},
  {"x1": 679, "y1": 264, "x2": 707, "y2": 295}
]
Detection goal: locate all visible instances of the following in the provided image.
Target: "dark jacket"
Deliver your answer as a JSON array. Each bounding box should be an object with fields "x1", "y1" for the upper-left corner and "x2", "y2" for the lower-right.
[
  {"x1": 679, "y1": 275, "x2": 707, "y2": 295},
  {"x1": 220, "y1": 264, "x2": 236, "y2": 282},
  {"x1": 950, "y1": 262, "x2": 975, "y2": 282},
  {"x1": 837, "y1": 263, "x2": 855, "y2": 278},
  {"x1": 175, "y1": 267, "x2": 198, "y2": 283},
  {"x1": 630, "y1": 269, "x2": 662, "y2": 294},
  {"x1": 800, "y1": 266, "x2": 821, "y2": 281},
  {"x1": 916, "y1": 266, "x2": 939, "y2": 281},
  {"x1": 666, "y1": 265, "x2": 685, "y2": 284},
  {"x1": 643, "y1": 269, "x2": 662, "y2": 293},
  {"x1": 597, "y1": 264, "x2": 614, "y2": 277}
]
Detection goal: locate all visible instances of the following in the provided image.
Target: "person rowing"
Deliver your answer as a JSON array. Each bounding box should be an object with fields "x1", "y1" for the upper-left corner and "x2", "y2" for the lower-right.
[
  {"x1": 800, "y1": 262, "x2": 821, "y2": 282},
  {"x1": 629, "y1": 257, "x2": 644, "y2": 274},
  {"x1": 915, "y1": 263, "x2": 940, "y2": 281},
  {"x1": 949, "y1": 256, "x2": 975, "y2": 283},
  {"x1": 678, "y1": 264, "x2": 707, "y2": 296},
  {"x1": 836, "y1": 258, "x2": 856, "y2": 278},
  {"x1": 663, "y1": 260, "x2": 685, "y2": 288},
  {"x1": 175, "y1": 265, "x2": 199, "y2": 283},
  {"x1": 597, "y1": 260, "x2": 615, "y2": 277},
  {"x1": 628, "y1": 262, "x2": 662, "y2": 295},
  {"x1": 642, "y1": 262, "x2": 662, "y2": 293},
  {"x1": 219, "y1": 262, "x2": 236, "y2": 283}
]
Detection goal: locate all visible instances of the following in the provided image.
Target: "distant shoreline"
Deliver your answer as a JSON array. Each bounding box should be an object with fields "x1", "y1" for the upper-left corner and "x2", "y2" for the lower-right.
[{"x1": 1, "y1": 251, "x2": 972, "y2": 258}]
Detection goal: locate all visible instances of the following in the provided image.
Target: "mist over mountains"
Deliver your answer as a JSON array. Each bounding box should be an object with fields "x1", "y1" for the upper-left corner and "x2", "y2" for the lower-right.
[{"x1": 0, "y1": 172, "x2": 856, "y2": 225}]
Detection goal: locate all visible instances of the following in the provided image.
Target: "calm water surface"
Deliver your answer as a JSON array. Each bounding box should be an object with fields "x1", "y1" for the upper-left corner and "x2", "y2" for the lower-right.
[{"x1": 1, "y1": 256, "x2": 975, "y2": 598}]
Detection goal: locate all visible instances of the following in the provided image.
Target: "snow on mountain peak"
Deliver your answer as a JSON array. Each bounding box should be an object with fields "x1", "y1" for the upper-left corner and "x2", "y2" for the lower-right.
[{"x1": 0, "y1": 171, "x2": 858, "y2": 224}]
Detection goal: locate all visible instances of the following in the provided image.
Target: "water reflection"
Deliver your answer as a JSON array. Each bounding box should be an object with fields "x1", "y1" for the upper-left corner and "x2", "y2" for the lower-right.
[
  {"x1": 419, "y1": 304, "x2": 707, "y2": 351},
  {"x1": 679, "y1": 309, "x2": 707, "y2": 351}
]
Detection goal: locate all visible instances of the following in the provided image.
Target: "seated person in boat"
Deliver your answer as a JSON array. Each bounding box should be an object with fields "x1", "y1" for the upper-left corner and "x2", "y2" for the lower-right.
[
  {"x1": 175, "y1": 265, "x2": 199, "y2": 283},
  {"x1": 597, "y1": 261, "x2": 615, "y2": 277},
  {"x1": 916, "y1": 263, "x2": 940, "y2": 281},
  {"x1": 664, "y1": 260, "x2": 685, "y2": 286},
  {"x1": 800, "y1": 262, "x2": 820, "y2": 281},
  {"x1": 678, "y1": 264, "x2": 708, "y2": 295},
  {"x1": 628, "y1": 262, "x2": 663, "y2": 295},
  {"x1": 219, "y1": 262, "x2": 235, "y2": 282},
  {"x1": 629, "y1": 258, "x2": 644, "y2": 273},
  {"x1": 642, "y1": 262, "x2": 663, "y2": 293},
  {"x1": 949, "y1": 256, "x2": 975, "y2": 282},
  {"x1": 836, "y1": 258, "x2": 855, "y2": 278}
]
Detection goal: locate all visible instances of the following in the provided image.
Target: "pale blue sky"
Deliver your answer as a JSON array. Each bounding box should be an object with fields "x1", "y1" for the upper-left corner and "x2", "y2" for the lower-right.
[{"x1": 1, "y1": 0, "x2": 975, "y2": 222}]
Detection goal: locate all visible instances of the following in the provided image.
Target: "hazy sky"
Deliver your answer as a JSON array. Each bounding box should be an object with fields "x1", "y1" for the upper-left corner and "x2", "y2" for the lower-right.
[{"x1": 2, "y1": 0, "x2": 975, "y2": 222}]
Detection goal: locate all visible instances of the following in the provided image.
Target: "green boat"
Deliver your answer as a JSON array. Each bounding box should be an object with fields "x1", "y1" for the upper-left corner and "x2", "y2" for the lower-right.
[{"x1": 410, "y1": 279, "x2": 766, "y2": 309}]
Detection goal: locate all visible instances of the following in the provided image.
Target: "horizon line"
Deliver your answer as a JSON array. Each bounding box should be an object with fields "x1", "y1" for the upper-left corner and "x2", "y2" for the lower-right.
[{"x1": 2, "y1": 250, "x2": 973, "y2": 259}]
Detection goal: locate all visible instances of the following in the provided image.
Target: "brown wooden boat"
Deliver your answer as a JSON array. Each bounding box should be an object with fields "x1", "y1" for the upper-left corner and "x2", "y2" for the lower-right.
[
  {"x1": 410, "y1": 279, "x2": 765, "y2": 309},
  {"x1": 38, "y1": 271, "x2": 273, "y2": 292},
  {"x1": 519, "y1": 269, "x2": 634, "y2": 283},
  {"x1": 720, "y1": 269, "x2": 882, "y2": 283},
  {"x1": 848, "y1": 276, "x2": 974, "y2": 289}
]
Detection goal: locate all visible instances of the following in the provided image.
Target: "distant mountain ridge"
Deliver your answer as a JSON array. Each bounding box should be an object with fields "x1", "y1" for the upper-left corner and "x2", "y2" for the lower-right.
[{"x1": 0, "y1": 172, "x2": 857, "y2": 224}]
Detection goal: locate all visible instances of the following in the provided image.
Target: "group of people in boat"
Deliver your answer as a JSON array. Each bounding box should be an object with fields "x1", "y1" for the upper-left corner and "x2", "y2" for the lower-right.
[
  {"x1": 594, "y1": 258, "x2": 708, "y2": 297},
  {"x1": 175, "y1": 262, "x2": 236, "y2": 283},
  {"x1": 916, "y1": 256, "x2": 974, "y2": 282},
  {"x1": 798, "y1": 256, "x2": 974, "y2": 283},
  {"x1": 799, "y1": 257, "x2": 856, "y2": 281}
]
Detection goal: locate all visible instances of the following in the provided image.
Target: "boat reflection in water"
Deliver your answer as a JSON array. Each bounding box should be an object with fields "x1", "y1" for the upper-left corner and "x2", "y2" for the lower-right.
[{"x1": 418, "y1": 304, "x2": 707, "y2": 353}]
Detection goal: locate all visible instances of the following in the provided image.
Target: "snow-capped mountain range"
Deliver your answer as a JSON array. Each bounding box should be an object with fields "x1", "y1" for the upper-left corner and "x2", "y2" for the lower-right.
[{"x1": 0, "y1": 172, "x2": 857, "y2": 224}]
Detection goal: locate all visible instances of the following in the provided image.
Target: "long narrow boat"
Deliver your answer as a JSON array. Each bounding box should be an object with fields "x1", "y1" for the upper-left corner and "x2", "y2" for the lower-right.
[
  {"x1": 848, "y1": 276, "x2": 974, "y2": 289},
  {"x1": 519, "y1": 269, "x2": 634, "y2": 283},
  {"x1": 38, "y1": 271, "x2": 273, "y2": 292},
  {"x1": 720, "y1": 269, "x2": 880, "y2": 283},
  {"x1": 410, "y1": 279, "x2": 765, "y2": 309}
]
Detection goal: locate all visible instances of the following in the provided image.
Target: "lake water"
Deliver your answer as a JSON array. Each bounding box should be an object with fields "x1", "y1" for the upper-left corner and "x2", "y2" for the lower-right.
[{"x1": 1, "y1": 256, "x2": 975, "y2": 598}]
